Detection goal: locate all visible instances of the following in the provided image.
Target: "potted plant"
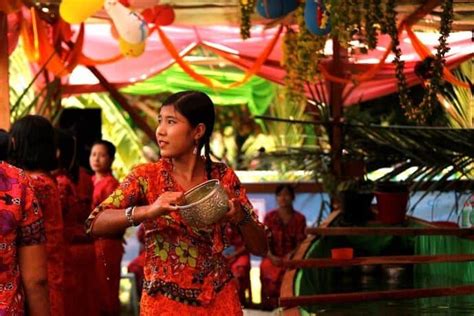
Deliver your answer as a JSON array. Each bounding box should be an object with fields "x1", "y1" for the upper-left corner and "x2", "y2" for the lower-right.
[{"x1": 374, "y1": 181, "x2": 409, "y2": 225}]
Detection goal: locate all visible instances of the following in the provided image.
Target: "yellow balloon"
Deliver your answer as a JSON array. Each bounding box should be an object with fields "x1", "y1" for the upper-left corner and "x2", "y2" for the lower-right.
[
  {"x1": 118, "y1": 37, "x2": 145, "y2": 57},
  {"x1": 60, "y1": 0, "x2": 104, "y2": 24}
]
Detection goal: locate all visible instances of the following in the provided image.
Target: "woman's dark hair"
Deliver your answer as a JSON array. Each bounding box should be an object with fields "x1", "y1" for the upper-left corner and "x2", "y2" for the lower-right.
[
  {"x1": 55, "y1": 128, "x2": 80, "y2": 182},
  {"x1": 0, "y1": 129, "x2": 9, "y2": 161},
  {"x1": 9, "y1": 115, "x2": 57, "y2": 171},
  {"x1": 92, "y1": 140, "x2": 116, "y2": 162},
  {"x1": 275, "y1": 184, "x2": 295, "y2": 200},
  {"x1": 161, "y1": 91, "x2": 215, "y2": 179}
]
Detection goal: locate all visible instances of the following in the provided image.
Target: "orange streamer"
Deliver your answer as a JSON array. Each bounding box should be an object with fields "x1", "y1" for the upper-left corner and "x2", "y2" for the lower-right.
[
  {"x1": 77, "y1": 53, "x2": 123, "y2": 66},
  {"x1": 405, "y1": 25, "x2": 471, "y2": 89},
  {"x1": 156, "y1": 25, "x2": 283, "y2": 89}
]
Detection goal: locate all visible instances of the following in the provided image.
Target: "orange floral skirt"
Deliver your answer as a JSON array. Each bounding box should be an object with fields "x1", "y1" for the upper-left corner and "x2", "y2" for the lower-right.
[{"x1": 140, "y1": 280, "x2": 243, "y2": 316}]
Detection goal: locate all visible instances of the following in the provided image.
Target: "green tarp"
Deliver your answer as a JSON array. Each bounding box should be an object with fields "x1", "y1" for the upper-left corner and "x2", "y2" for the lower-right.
[{"x1": 121, "y1": 64, "x2": 277, "y2": 116}]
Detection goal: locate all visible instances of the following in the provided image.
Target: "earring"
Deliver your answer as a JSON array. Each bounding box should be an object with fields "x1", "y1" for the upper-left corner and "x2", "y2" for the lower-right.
[{"x1": 193, "y1": 140, "x2": 198, "y2": 155}]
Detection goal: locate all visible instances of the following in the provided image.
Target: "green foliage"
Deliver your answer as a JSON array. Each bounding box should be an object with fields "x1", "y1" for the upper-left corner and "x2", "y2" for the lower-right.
[{"x1": 442, "y1": 61, "x2": 473, "y2": 128}]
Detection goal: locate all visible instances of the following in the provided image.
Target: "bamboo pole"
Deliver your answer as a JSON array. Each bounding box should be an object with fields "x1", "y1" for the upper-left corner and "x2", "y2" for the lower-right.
[
  {"x1": 282, "y1": 254, "x2": 474, "y2": 269},
  {"x1": 87, "y1": 65, "x2": 156, "y2": 140},
  {"x1": 0, "y1": 11, "x2": 10, "y2": 130}
]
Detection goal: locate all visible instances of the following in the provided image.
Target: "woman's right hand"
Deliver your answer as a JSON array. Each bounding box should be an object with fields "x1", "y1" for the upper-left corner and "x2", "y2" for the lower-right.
[{"x1": 146, "y1": 191, "x2": 185, "y2": 219}]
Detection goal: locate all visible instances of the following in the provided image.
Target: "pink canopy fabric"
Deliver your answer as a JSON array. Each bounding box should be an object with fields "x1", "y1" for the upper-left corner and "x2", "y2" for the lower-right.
[{"x1": 68, "y1": 24, "x2": 473, "y2": 105}]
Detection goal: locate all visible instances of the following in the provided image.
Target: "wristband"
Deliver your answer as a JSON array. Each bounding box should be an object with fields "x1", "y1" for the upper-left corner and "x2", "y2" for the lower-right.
[{"x1": 125, "y1": 206, "x2": 137, "y2": 226}]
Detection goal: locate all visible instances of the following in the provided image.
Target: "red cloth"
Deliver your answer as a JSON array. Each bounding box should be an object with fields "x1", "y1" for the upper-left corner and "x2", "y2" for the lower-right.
[
  {"x1": 75, "y1": 167, "x2": 94, "y2": 221},
  {"x1": 92, "y1": 173, "x2": 119, "y2": 209},
  {"x1": 55, "y1": 170, "x2": 99, "y2": 316},
  {"x1": 85, "y1": 159, "x2": 263, "y2": 312},
  {"x1": 92, "y1": 172, "x2": 123, "y2": 316},
  {"x1": 65, "y1": 24, "x2": 473, "y2": 107},
  {"x1": 27, "y1": 172, "x2": 65, "y2": 316},
  {"x1": 260, "y1": 210, "x2": 306, "y2": 307},
  {"x1": 0, "y1": 162, "x2": 45, "y2": 315},
  {"x1": 128, "y1": 250, "x2": 146, "y2": 295},
  {"x1": 225, "y1": 226, "x2": 250, "y2": 304}
]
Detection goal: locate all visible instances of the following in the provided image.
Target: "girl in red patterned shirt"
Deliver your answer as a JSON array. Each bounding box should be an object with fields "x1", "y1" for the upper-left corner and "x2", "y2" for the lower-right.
[{"x1": 85, "y1": 91, "x2": 268, "y2": 315}]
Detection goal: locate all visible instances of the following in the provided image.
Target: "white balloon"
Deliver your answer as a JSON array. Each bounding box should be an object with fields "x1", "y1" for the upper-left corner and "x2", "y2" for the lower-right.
[{"x1": 104, "y1": 0, "x2": 148, "y2": 44}]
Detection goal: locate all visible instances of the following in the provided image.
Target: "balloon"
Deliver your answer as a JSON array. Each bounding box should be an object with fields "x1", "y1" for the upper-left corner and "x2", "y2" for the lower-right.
[
  {"x1": 305, "y1": 0, "x2": 331, "y2": 35},
  {"x1": 60, "y1": 0, "x2": 104, "y2": 24},
  {"x1": 105, "y1": 0, "x2": 148, "y2": 44},
  {"x1": 118, "y1": 37, "x2": 145, "y2": 57},
  {"x1": 256, "y1": 0, "x2": 298, "y2": 19},
  {"x1": 142, "y1": 5, "x2": 175, "y2": 26}
]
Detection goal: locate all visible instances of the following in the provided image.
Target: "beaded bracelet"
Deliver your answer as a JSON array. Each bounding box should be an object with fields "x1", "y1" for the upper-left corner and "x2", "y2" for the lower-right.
[{"x1": 125, "y1": 206, "x2": 137, "y2": 227}]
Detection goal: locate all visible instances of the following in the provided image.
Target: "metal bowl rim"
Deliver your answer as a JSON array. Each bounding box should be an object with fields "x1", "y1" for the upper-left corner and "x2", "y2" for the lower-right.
[{"x1": 178, "y1": 179, "x2": 224, "y2": 210}]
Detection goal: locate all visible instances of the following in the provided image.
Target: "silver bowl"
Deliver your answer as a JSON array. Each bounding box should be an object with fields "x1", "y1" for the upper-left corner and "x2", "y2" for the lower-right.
[{"x1": 178, "y1": 179, "x2": 229, "y2": 229}]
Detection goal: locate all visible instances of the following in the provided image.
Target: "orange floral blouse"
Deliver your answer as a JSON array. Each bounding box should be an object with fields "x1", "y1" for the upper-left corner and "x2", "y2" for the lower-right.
[
  {"x1": 0, "y1": 162, "x2": 45, "y2": 315},
  {"x1": 85, "y1": 159, "x2": 261, "y2": 306}
]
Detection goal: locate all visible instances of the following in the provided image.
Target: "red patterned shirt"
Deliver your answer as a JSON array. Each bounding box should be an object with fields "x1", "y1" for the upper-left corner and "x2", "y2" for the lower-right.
[
  {"x1": 27, "y1": 173, "x2": 65, "y2": 316},
  {"x1": 86, "y1": 159, "x2": 262, "y2": 306},
  {"x1": 92, "y1": 173, "x2": 119, "y2": 209},
  {"x1": 0, "y1": 162, "x2": 45, "y2": 315},
  {"x1": 264, "y1": 209, "x2": 306, "y2": 257}
]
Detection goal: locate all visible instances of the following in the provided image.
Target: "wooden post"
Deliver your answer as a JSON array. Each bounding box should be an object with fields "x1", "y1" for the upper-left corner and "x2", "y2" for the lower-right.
[
  {"x1": 87, "y1": 65, "x2": 156, "y2": 141},
  {"x1": 0, "y1": 11, "x2": 10, "y2": 130},
  {"x1": 328, "y1": 38, "x2": 346, "y2": 209}
]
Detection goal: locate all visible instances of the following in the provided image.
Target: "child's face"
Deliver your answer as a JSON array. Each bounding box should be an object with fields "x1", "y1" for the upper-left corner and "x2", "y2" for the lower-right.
[{"x1": 89, "y1": 144, "x2": 112, "y2": 173}]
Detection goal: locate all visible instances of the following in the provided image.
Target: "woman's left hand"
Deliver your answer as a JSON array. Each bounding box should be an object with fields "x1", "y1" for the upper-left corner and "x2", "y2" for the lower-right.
[{"x1": 222, "y1": 198, "x2": 245, "y2": 225}]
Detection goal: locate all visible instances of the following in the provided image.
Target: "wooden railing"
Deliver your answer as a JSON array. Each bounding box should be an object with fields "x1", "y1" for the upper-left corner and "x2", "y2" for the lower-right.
[{"x1": 279, "y1": 214, "x2": 474, "y2": 310}]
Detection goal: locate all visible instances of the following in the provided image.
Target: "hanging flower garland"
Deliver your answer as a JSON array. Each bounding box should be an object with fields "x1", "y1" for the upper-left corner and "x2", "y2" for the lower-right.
[
  {"x1": 282, "y1": 2, "x2": 328, "y2": 107},
  {"x1": 240, "y1": 0, "x2": 256, "y2": 39},
  {"x1": 387, "y1": 0, "x2": 453, "y2": 124}
]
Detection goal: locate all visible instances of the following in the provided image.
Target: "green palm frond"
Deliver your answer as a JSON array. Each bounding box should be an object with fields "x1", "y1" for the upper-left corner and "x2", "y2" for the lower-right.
[{"x1": 442, "y1": 60, "x2": 473, "y2": 128}]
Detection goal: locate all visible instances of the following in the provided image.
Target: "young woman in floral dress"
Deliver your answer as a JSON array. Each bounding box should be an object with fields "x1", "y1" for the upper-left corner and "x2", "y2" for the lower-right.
[
  {"x1": 90, "y1": 140, "x2": 122, "y2": 316},
  {"x1": 85, "y1": 91, "x2": 268, "y2": 315}
]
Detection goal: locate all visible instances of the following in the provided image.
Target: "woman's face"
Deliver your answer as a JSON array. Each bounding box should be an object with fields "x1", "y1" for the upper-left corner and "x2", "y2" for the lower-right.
[
  {"x1": 89, "y1": 144, "x2": 112, "y2": 173},
  {"x1": 276, "y1": 188, "x2": 294, "y2": 209},
  {"x1": 156, "y1": 106, "x2": 198, "y2": 158}
]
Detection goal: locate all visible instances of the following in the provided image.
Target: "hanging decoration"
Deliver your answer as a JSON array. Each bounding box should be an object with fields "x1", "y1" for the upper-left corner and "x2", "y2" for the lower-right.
[
  {"x1": 283, "y1": 2, "x2": 328, "y2": 107},
  {"x1": 118, "y1": 37, "x2": 146, "y2": 57},
  {"x1": 388, "y1": 0, "x2": 454, "y2": 124},
  {"x1": 59, "y1": 0, "x2": 104, "y2": 24},
  {"x1": 240, "y1": 0, "x2": 256, "y2": 39},
  {"x1": 7, "y1": 11, "x2": 22, "y2": 55},
  {"x1": 304, "y1": 0, "x2": 331, "y2": 35},
  {"x1": 256, "y1": 0, "x2": 298, "y2": 19},
  {"x1": 104, "y1": 0, "x2": 148, "y2": 44},
  {"x1": 0, "y1": 0, "x2": 22, "y2": 14},
  {"x1": 141, "y1": 5, "x2": 175, "y2": 26}
]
